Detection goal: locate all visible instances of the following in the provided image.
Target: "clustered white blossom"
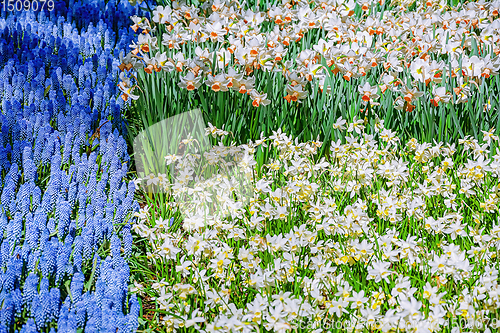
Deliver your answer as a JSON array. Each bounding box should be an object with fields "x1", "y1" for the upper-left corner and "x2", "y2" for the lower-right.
[{"x1": 131, "y1": 114, "x2": 500, "y2": 332}]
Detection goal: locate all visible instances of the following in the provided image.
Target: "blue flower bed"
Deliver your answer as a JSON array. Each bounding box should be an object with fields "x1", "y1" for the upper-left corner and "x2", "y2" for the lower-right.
[{"x1": 0, "y1": 1, "x2": 151, "y2": 331}]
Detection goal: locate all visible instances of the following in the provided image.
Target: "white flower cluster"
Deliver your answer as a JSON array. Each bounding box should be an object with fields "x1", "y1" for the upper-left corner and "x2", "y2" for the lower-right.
[{"x1": 130, "y1": 116, "x2": 500, "y2": 332}]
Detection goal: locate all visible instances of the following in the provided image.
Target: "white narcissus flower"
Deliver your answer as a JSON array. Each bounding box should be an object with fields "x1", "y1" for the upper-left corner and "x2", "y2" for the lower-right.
[
  {"x1": 205, "y1": 122, "x2": 219, "y2": 138},
  {"x1": 205, "y1": 21, "x2": 227, "y2": 43},
  {"x1": 367, "y1": 260, "x2": 393, "y2": 283},
  {"x1": 480, "y1": 55, "x2": 500, "y2": 78},
  {"x1": 178, "y1": 72, "x2": 203, "y2": 91},
  {"x1": 482, "y1": 128, "x2": 499, "y2": 145},
  {"x1": 118, "y1": 71, "x2": 131, "y2": 88},
  {"x1": 385, "y1": 51, "x2": 404, "y2": 72},
  {"x1": 410, "y1": 58, "x2": 430, "y2": 83},
  {"x1": 182, "y1": 213, "x2": 205, "y2": 232},
  {"x1": 398, "y1": 296, "x2": 422, "y2": 319},
  {"x1": 462, "y1": 55, "x2": 485, "y2": 78},
  {"x1": 132, "y1": 177, "x2": 142, "y2": 189},
  {"x1": 431, "y1": 86, "x2": 451, "y2": 107},
  {"x1": 203, "y1": 122, "x2": 229, "y2": 139},
  {"x1": 255, "y1": 50, "x2": 275, "y2": 72},
  {"x1": 205, "y1": 73, "x2": 230, "y2": 92},
  {"x1": 332, "y1": 116, "x2": 347, "y2": 130},
  {"x1": 129, "y1": 15, "x2": 148, "y2": 32},
  {"x1": 349, "y1": 290, "x2": 369, "y2": 309},
  {"x1": 118, "y1": 51, "x2": 137, "y2": 72},
  {"x1": 358, "y1": 81, "x2": 380, "y2": 104},
  {"x1": 132, "y1": 33, "x2": 157, "y2": 55},
  {"x1": 145, "y1": 173, "x2": 159, "y2": 186},
  {"x1": 216, "y1": 48, "x2": 232, "y2": 69},
  {"x1": 129, "y1": 281, "x2": 146, "y2": 296},
  {"x1": 284, "y1": 83, "x2": 308, "y2": 103},
  {"x1": 224, "y1": 67, "x2": 244, "y2": 88},
  {"x1": 272, "y1": 43, "x2": 288, "y2": 62},
  {"x1": 142, "y1": 53, "x2": 158, "y2": 74},
  {"x1": 237, "y1": 152, "x2": 257, "y2": 169},
  {"x1": 152, "y1": 5, "x2": 172, "y2": 24},
  {"x1": 441, "y1": 39, "x2": 463, "y2": 57},
  {"x1": 194, "y1": 46, "x2": 211, "y2": 62},
  {"x1": 172, "y1": 52, "x2": 188, "y2": 72},
  {"x1": 133, "y1": 205, "x2": 149, "y2": 221},
  {"x1": 246, "y1": 34, "x2": 266, "y2": 58},
  {"x1": 232, "y1": 76, "x2": 255, "y2": 94},
  {"x1": 157, "y1": 238, "x2": 181, "y2": 260},
  {"x1": 165, "y1": 154, "x2": 182, "y2": 165},
  {"x1": 347, "y1": 117, "x2": 365, "y2": 134},
  {"x1": 249, "y1": 90, "x2": 271, "y2": 107},
  {"x1": 161, "y1": 32, "x2": 181, "y2": 50},
  {"x1": 400, "y1": 85, "x2": 424, "y2": 103},
  {"x1": 155, "y1": 52, "x2": 175, "y2": 72},
  {"x1": 118, "y1": 81, "x2": 140, "y2": 101},
  {"x1": 184, "y1": 309, "x2": 205, "y2": 329},
  {"x1": 269, "y1": 6, "x2": 285, "y2": 24}
]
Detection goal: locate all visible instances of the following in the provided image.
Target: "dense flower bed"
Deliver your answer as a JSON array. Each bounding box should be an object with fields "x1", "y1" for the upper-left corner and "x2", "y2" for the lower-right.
[
  {"x1": 131, "y1": 119, "x2": 500, "y2": 333},
  {"x1": 118, "y1": 0, "x2": 500, "y2": 149},
  {"x1": 0, "y1": 1, "x2": 150, "y2": 331}
]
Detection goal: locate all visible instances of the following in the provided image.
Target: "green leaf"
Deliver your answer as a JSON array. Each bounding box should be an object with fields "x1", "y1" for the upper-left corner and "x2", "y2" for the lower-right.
[
  {"x1": 44, "y1": 85, "x2": 51, "y2": 98},
  {"x1": 84, "y1": 255, "x2": 99, "y2": 292}
]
